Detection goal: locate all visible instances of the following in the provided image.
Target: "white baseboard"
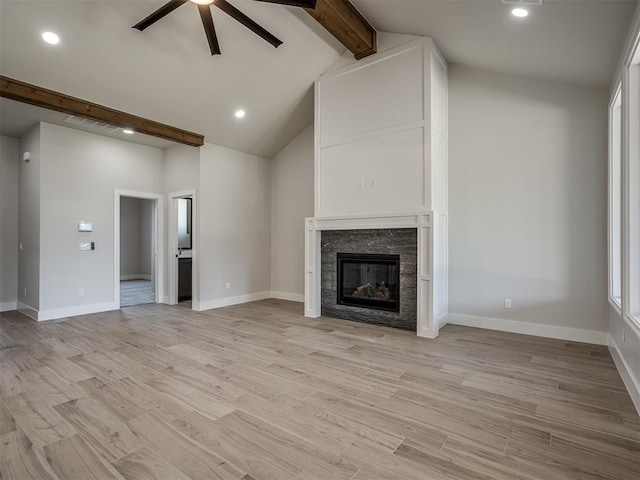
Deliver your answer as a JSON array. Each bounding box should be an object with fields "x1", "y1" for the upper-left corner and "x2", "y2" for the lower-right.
[
  {"x1": 446, "y1": 313, "x2": 608, "y2": 345},
  {"x1": 37, "y1": 301, "x2": 118, "y2": 321},
  {"x1": 417, "y1": 327, "x2": 437, "y2": 339},
  {"x1": 0, "y1": 301, "x2": 17, "y2": 312},
  {"x1": 608, "y1": 335, "x2": 640, "y2": 415},
  {"x1": 194, "y1": 291, "x2": 271, "y2": 312},
  {"x1": 17, "y1": 302, "x2": 38, "y2": 320},
  {"x1": 120, "y1": 274, "x2": 152, "y2": 281},
  {"x1": 270, "y1": 291, "x2": 304, "y2": 303}
]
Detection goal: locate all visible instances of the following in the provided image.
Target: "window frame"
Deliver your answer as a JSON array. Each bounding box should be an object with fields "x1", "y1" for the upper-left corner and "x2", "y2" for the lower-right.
[
  {"x1": 609, "y1": 84, "x2": 623, "y2": 312},
  {"x1": 624, "y1": 60, "x2": 640, "y2": 328},
  {"x1": 616, "y1": 28, "x2": 640, "y2": 332}
]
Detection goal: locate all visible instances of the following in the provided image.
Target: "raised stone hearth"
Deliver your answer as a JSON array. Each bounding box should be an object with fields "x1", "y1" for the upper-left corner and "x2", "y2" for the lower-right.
[{"x1": 321, "y1": 229, "x2": 417, "y2": 331}]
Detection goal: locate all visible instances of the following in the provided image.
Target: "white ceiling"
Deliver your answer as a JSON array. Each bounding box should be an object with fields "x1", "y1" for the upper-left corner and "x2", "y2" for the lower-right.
[
  {"x1": 0, "y1": 0, "x2": 345, "y2": 157},
  {"x1": 353, "y1": 0, "x2": 636, "y2": 88},
  {"x1": 0, "y1": 0, "x2": 635, "y2": 157}
]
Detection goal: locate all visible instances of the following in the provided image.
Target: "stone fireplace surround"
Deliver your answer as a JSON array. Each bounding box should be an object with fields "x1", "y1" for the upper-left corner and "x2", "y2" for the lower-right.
[
  {"x1": 305, "y1": 212, "x2": 445, "y2": 338},
  {"x1": 321, "y1": 229, "x2": 417, "y2": 331}
]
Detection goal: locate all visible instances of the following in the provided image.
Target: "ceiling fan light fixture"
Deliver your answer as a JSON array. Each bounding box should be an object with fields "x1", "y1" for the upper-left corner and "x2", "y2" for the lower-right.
[{"x1": 133, "y1": 0, "x2": 292, "y2": 56}]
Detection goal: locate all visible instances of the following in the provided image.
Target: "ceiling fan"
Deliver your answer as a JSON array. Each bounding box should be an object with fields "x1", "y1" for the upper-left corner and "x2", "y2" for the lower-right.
[{"x1": 133, "y1": 0, "x2": 318, "y2": 55}]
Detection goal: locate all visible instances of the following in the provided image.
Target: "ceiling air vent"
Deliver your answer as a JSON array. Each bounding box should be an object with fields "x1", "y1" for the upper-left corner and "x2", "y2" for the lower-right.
[
  {"x1": 64, "y1": 115, "x2": 120, "y2": 134},
  {"x1": 501, "y1": 0, "x2": 543, "y2": 5}
]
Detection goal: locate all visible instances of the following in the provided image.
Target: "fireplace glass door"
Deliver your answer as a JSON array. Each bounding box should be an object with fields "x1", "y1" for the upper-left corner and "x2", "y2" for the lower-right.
[{"x1": 337, "y1": 253, "x2": 400, "y2": 312}]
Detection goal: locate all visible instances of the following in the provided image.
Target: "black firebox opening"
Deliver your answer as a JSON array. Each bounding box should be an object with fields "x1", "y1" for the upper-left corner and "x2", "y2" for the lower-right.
[{"x1": 337, "y1": 253, "x2": 400, "y2": 312}]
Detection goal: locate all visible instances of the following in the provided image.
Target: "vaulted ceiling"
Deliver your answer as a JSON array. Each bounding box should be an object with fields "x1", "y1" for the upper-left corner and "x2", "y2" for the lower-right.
[
  {"x1": 0, "y1": 0, "x2": 345, "y2": 157},
  {"x1": 353, "y1": 0, "x2": 636, "y2": 88},
  {"x1": 0, "y1": 0, "x2": 635, "y2": 157}
]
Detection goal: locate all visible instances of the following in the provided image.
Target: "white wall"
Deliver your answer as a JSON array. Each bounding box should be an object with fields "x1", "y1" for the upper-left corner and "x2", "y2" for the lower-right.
[
  {"x1": 120, "y1": 197, "x2": 142, "y2": 278},
  {"x1": 270, "y1": 124, "x2": 314, "y2": 301},
  {"x1": 163, "y1": 144, "x2": 200, "y2": 194},
  {"x1": 448, "y1": 66, "x2": 608, "y2": 342},
  {"x1": 196, "y1": 143, "x2": 271, "y2": 309},
  {"x1": 119, "y1": 197, "x2": 153, "y2": 279},
  {"x1": 38, "y1": 122, "x2": 163, "y2": 319},
  {"x1": 11, "y1": 124, "x2": 274, "y2": 319},
  {"x1": 18, "y1": 125, "x2": 41, "y2": 314},
  {"x1": 162, "y1": 143, "x2": 200, "y2": 302},
  {"x1": 316, "y1": 39, "x2": 431, "y2": 217},
  {"x1": 0, "y1": 135, "x2": 19, "y2": 311},
  {"x1": 315, "y1": 37, "x2": 448, "y2": 220}
]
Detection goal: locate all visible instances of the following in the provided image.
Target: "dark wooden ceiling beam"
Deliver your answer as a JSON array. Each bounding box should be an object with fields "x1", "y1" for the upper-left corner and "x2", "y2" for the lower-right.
[
  {"x1": 305, "y1": 0, "x2": 376, "y2": 60},
  {"x1": 0, "y1": 76, "x2": 204, "y2": 147}
]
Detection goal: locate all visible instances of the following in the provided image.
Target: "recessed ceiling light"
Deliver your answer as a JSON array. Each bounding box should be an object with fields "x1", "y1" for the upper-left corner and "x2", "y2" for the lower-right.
[
  {"x1": 190, "y1": 0, "x2": 215, "y2": 4},
  {"x1": 235, "y1": 110, "x2": 246, "y2": 119},
  {"x1": 42, "y1": 31, "x2": 60, "y2": 45},
  {"x1": 122, "y1": 128, "x2": 135, "y2": 135},
  {"x1": 511, "y1": 7, "x2": 529, "y2": 18}
]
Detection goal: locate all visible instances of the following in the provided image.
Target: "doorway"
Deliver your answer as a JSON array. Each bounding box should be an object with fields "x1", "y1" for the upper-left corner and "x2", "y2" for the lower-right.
[
  {"x1": 120, "y1": 197, "x2": 155, "y2": 306},
  {"x1": 168, "y1": 190, "x2": 196, "y2": 307},
  {"x1": 114, "y1": 190, "x2": 163, "y2": 308}
]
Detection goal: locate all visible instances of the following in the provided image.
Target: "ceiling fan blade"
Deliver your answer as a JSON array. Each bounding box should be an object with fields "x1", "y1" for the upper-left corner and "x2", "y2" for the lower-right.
[
  {"x1": 251, "y1": 0, "x2": 317, "y2": 8},
  {"x1": 132, "y1": 0, "x2": 189, "y2": 31},
  {"x1": 198, "y1": 5, "x2": 221, "y2": 55},
  {"x1": 213, "y1": 0, "x2": 283, "y2": 49}
]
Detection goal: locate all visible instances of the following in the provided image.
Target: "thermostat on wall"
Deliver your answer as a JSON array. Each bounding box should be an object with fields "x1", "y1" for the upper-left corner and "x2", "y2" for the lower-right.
[{"x1": 78, "y1": 221, "x2": 93, "y2": 232}]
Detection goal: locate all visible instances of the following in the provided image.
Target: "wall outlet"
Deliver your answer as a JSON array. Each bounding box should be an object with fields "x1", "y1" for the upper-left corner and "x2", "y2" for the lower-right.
[
  {"x1": 80, "y1": 242, "x2": 91, "y2": 251},
  {"x1": 370, "y1": 179, "x2": 377, "y2": 189},
  {"x1": 357, "y1": 180, "x2": 365, "y2": 190},
  {"x1": 79, "y1": 288, "x2": 85, "y2": 297},
  {"x1": 225, "y1": 282, "x2": 231, "y2": 290},
  {"x1": 19, "y1": 242, "x2": 23, "y2": 251},
  {"x1": 23, "y1": 287, "x2": 27, "y2": 297},
  {"x1": 504, "y1": 299, "x2": 512, "y2": 309}
]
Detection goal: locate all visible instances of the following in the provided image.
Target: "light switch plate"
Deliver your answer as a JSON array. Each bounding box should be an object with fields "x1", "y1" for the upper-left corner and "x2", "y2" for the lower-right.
[{"x1": 78, "y1": 221, "x2": 93, "y2": 232}]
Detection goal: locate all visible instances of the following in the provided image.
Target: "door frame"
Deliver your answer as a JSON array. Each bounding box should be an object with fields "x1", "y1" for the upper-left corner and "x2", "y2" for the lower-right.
[
  {"x1": 114, "y1": 189, "x2": 164, "y2": 308},
  {"x1": 168, "y1": 189, "x2": 197, "y2": 306}
]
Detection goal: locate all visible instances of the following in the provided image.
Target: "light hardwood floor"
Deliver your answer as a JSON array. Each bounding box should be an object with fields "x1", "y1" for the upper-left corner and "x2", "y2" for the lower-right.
[{"x1": 0, "y1": 299, "x2": 638, "y2": 480}]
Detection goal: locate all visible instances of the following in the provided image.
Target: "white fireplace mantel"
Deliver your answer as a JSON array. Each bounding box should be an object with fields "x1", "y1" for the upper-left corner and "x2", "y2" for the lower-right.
[{"x1": 304, "y1": 211, "x2": 448, "y2": 338}]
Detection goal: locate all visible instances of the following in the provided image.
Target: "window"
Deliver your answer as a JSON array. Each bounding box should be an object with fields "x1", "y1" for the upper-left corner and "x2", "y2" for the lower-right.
[
  {"x1": 609, "y1": 86, "x2": 622, "y2": 309},
  {"x1": 627, "y1": 62, "x2": 640, "y2": 324},
  {"x1": 611, "y1": 36, "x2": 640, "y2": 329}
]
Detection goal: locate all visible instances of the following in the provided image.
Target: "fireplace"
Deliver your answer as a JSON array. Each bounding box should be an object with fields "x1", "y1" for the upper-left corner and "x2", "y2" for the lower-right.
[
  {"x1": 320, "y1": 229, "x2": 417, "y2": 331},
  {"x1": 337, "y1": 253, "x2": 400, "y2": 312}
]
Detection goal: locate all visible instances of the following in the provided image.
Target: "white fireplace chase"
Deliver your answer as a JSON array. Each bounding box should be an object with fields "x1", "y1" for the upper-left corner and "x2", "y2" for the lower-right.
[{"x1": 305, "y1": 37, "x2": 449, "y2": 338}]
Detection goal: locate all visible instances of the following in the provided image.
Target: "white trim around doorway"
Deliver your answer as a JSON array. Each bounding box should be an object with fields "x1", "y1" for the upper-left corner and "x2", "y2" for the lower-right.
[
  {"x1": 168, "y1": 190, "x2": 197, "y2": 307},
  {"x1": 114, "y1": 189, "x2": 164, "y2": 309}
]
